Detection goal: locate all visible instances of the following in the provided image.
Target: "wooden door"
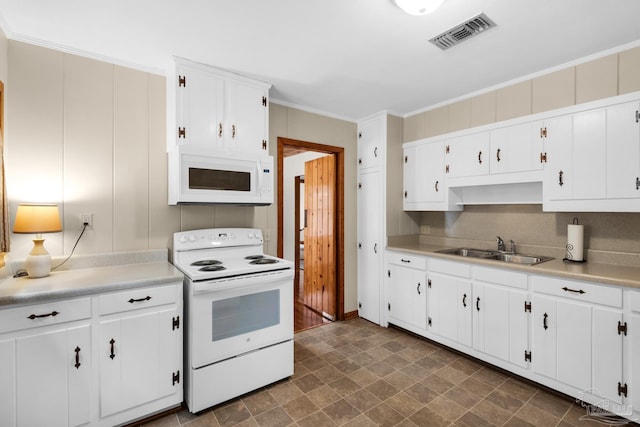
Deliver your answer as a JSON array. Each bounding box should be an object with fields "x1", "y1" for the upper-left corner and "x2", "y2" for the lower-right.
[{"x1": 304, "y1": 155, "x2": 336, "y2": 319}]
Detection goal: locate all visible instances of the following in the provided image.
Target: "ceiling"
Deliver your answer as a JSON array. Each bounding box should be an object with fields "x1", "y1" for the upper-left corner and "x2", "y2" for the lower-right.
[{"x1": 1, "y1": 0, "x2": 640, "y2": 121}]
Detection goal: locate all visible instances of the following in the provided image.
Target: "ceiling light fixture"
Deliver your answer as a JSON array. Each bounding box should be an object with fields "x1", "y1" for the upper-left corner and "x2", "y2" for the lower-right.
[{"x1": 393, "y1": 0, "x2": 445, "y2": 16}]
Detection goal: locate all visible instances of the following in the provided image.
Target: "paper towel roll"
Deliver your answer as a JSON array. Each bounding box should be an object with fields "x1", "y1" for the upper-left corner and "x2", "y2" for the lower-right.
[{"x1": 566, "y1": 222, "x2": 584, "y2": 261}]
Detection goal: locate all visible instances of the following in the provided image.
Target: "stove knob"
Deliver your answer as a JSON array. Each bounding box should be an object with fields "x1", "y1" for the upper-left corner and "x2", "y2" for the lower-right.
[
  {"x1": 188, "y1": 235, "x2": 197, "y2": 242},
  {"x1": 248, "y1": 232, "x2": 255, "y2": 239},
  {"x1": 179, "y1": 236, "x2": 187, "y2": 243}
]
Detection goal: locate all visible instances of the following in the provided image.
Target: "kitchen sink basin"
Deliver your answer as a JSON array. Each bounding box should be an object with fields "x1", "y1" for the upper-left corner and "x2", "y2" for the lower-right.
[{"x1": 435, "y1": 248, "x2": 554, "y2": 265}]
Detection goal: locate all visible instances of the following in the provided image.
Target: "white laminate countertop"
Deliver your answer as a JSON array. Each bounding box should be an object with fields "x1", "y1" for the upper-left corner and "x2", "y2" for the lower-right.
[
  {"x1": 0, "y1": 261, "x2": 184, "y2": 307},
  {"x1": 387, "y1": 242, "x2": 640, "y2": 290}
]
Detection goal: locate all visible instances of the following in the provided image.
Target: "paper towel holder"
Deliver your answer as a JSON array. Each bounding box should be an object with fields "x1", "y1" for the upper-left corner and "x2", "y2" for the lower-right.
[{"x1": 563, "y1": 217, "x2": 587, "y2": 263}]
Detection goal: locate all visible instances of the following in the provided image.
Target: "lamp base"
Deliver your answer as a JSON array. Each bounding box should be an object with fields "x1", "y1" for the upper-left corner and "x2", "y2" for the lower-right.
[{"x1": 25, "y1": 239, "x2": 52, "y2": 278}]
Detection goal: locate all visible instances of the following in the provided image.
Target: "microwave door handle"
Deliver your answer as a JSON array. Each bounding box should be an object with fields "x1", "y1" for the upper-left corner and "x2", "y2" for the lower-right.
[{"x1": 256, "y1": 160, "x2": 262, "y2": 194}]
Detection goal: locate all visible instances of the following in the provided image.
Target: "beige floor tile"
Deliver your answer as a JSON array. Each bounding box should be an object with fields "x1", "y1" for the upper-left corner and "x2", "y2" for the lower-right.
[
  {"x1": 365, "y1": 402, "x2": 405, "y2": 426},
  {"x1": 213, "y1": 401, "x2": 253, "y2": 427},
  {"x1": 343, "y1": 388, "x2": 382, "y2": 413},
  {"x1": 384, "y1": 392, "x2": 424, "y2": 418},
  {"x1": 445, "y1": 385, "x2": 484, "y2": 408},
  {"x1": 528, "y1": 390, "x2": 572, "y2": 418},
  {"x1": 427, "y1": 394, "x2": 467, "y2": 422},
  {"x1": 408, "y1": 407, "x2": 449, "y2": 427},
  {"x1": 252, "y1": 407, "x2": 292, "y2": 427},
  {"x1": 470, "y1": 398, "x2": 514, "y2": 426},
  {"x1": 296, "y1": 410, "x2": 337, "y2": 427},
  {"x1": 322, "y1": 399, "x2": 361, "y2": 425},
  {"x1": 242, "y1": 390, "x2": 279, "y2": 416},
  {"x1": 513, "y1": 402, "x2": 561, "y2": 426},
  {"x1": 365, "y1": 379, "x2": 400, "y2": 401},
  {"x1": 304, "y1": 384, "x2": 341, "y2": 410},
  {"x1": 281, "y1": 395, "x2": 319, "y2": 421},
  {"x1": 484, "y1": 388, "x2": 526, "y2": 414}
]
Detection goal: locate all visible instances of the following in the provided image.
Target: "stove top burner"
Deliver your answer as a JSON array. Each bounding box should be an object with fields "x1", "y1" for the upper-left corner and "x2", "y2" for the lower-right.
[
  {"x1": 191, "y1": 259, "x2": 223, "y2": 266},
  {"x1": 244, "y1": 255, "x2": 265, "y2": 260},
  {"x1": 198, "y1": 265, "x2": 227, "y2": 272},
  {"x1": 249, "y1": 258, "x2": 279, "y2": 265}
]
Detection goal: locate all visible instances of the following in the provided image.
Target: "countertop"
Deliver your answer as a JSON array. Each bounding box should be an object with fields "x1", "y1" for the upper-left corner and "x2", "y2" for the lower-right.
[
  {"x1": 387, "y1": 242, "x2": 640, "y2": 290},
  {"x1": 0, "y1": 260, "x2": 184, "y2": 307}
]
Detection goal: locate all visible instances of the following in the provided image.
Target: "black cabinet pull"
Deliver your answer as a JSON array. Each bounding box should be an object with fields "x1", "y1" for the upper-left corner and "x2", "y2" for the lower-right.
[
  {"x1": 562, "y1": 286, "x2": 585, "y2": 294},
  {"x1": 400, "y1": 259, "x2": 411, "y2": 263},
  {"x1": 496, "y1": 148, "x2": 501, "y2": 162},
  {"x1": 27, "y1": 310, "x2": 59, "y2": 320},
  {"x1": 462, "y1": 293, "x2": 467, "y2": 307},
  {"x1": 476, "y1": 297, "x2": 480, "y2": 311},
  {"x1": 74, "y1": 346, "x2": 81, "y2": 369},
  {"x1": 543, "y1": 313, "x2": 549, "y2": 330},
  {"x1": 417, "y1": 283, "x2": 421, "y2": 295},
  {"x1": 374, "y1": 147, "x2": 378, "y2": 158},
  {"x1": 558, "y1": 171, "x2": 564, "y2": 187},
  {"x1": 478, "y1": 151, "x2": 483, "y2": 164},
  {"x1": 128, "y1": 296, "x2": 152, "y2": 304},
  {"x1": 109, "y1": 338, "x2": 116, "y2": 360},
  {"x1": 435, "y1": 181, "x2": 439, "y2": 192}
]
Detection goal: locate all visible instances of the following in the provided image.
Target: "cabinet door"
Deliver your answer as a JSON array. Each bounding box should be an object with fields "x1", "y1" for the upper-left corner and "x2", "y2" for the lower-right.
[
  {"x1": 632, "y1": 304, "x2": 640, "y2": 412},
  {"x1": 490, "y1": 122, "x2": 539, "y2": 174},
  {"x1": 15, "y1": 325, "x2": 91, "y2": 427},
  {"x1": 429, "y1": 272, "x2": 472, "y2": 347},
  {"x1": 358, "y1": 115, "x2": 383, "y2": 170},
  {"x1": 606, "y1": 101, "x2": 640, "y2": 199},
  {"x1": 0, "y1": 339, "x2": 15, "y2": 426},
  {"x1": 573, "y1": 108, "x2": 606, "y2": 200},
  {"x1": 404, "y1": 142, "x2": 445, "y2": 207},
  {"x1": 226, "y1": 80, "x2": 269, "y2": 155},
  {"x1": 473, "y1": 283, "x2": 510, "y2": 361},
  {"x1": 446, "y1": 132, "x2": 490, "y2": 178},
  {"x1": 543, "y1": 115, "x2": 573, "y2": 201},
  {"x1": 592, "y1": 307, "x2": 623, "y2": 405},
  {"x1": 532, "y1": 294, "x2": 557, "y2": 380},
  {"x1": 357, "y1": 171, "x2": 382, "y2": 324},
  {"x1": 556, "y1": 299, "x2": 592, "y2": 391},
  {"x1": 387, "y1": 264, "x2": 427, "y2": 330},
  {"x1": 100, "y1": 308, "x2": 180, "y2": 417},
  {"x1": 508, "y1": 290, "x2": 529, "y2": 369},
  {"x1": 176, "y1": 65, "x2": 224, "y2": 147}
]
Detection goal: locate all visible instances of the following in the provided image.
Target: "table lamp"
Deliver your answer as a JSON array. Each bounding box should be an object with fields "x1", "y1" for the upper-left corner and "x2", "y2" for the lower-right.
[{"x1": 13, "y1": 204, "x2": 62, "y2": 278}]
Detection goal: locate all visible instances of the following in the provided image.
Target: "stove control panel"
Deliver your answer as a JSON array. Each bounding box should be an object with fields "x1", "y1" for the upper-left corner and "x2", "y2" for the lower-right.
[{"x1": 173, "y1": 228, "x2": 264, "y2": 251}]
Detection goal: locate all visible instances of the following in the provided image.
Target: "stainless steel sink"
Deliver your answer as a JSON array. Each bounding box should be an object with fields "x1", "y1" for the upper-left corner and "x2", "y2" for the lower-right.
[{"x1": 435, "y1": 248, "x2": 553, "y2": 265}]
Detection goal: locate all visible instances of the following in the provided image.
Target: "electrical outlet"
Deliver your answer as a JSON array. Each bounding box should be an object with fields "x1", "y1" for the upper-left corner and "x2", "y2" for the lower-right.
[{"x1": 80, "y1": 213, "x2": 93, "y2": 229}]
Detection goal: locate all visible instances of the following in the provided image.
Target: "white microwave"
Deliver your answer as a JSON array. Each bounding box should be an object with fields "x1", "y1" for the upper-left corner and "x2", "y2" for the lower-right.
[{"x1": 168, "y1": 145, "x2": 274, "y2": 205}]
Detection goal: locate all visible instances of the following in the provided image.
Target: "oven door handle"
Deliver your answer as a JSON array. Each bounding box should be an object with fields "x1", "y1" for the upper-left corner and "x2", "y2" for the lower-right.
[{"x1": 192, "y1": 269, "x2": 294, "y2": 294}]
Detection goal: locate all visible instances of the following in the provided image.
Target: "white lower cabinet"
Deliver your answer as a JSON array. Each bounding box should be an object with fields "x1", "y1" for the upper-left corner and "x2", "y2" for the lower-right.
[
  {"x1": 0, "y1": 298, "x2": 92, "y2": 427},
  {"x1": 427, "y1": 259, "x2": 472, "y2": 347},
  {"x1": 472, "y1": 266, "x2": 529, "y2": 369},
  {"x1": 631, "y1": 291, "x2": 640, "y2": 419},
  {"x1": 385, "y1": 251, "x2": 427, "y2": 334},
  {"x1": 532, "y1": 275, "x2": 625, "y2": 407},
  {"x1": 0, "y1": 280, "x2": 183, "y2": 427}
]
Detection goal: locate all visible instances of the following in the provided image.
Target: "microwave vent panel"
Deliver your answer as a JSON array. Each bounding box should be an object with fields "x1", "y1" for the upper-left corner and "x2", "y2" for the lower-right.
[{"x1": 430, "y1": 13, "x2": 496, "y2": 50}]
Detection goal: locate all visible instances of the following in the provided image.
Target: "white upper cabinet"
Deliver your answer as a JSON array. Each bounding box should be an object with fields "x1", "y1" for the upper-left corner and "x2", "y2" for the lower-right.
[
  {"x1": 540, "y1": 115, "x2": 573, "y2": 202},
  {"x1": 606, "y1": 101, "x2": 640, "y2": 199},
  {"x1": 489, "y1": 121, "x2": 541, "y2": 175},
  {"x1": 573, "y1": 108, "x2": 607, "y2": 200},
  {"x1": 357, "y1": 115, "x2": 383, "y2": 171},
  {"x1": 175, "y1": 58, "x2": 271, "y2": 155},
  {"x1": 445, "y1": 132, "x2": 490, "y2": 178}
]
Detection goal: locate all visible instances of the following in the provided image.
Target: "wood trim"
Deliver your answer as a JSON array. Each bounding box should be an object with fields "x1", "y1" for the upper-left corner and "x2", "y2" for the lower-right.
[
  {"x1": 343, "y1": 310, "x2": 359, "y2": 321},
  {"x1": 293, "y1": 175, "x2": 302, "y2": 290},
  {"x1": 277, "y1": 137, "x2": 346, "y2": 321}
]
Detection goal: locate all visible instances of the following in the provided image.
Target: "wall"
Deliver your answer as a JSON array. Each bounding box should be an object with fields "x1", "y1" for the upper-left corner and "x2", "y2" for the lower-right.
[{"x1": 401, "y1": 44, "x2": 640, "y2": 257}]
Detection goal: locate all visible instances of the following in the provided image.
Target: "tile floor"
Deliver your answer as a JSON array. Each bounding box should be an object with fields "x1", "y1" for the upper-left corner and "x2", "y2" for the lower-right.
[{"x1": 139, "y1": 318, "x2": 637, "y2": 427}]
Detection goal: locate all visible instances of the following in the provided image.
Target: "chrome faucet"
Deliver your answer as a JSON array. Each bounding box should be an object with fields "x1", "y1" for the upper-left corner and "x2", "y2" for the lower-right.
[
  {"x1": 496, "y1": 236, "x2": 505, "y2": 252},
  {"x1": 510, "y1": 239, "x2": 516, "y2": 253}
]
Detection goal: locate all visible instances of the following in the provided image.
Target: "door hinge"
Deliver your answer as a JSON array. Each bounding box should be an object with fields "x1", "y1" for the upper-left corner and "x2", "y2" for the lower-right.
[
  {"x1": 178, "y1": 75, "x2": 186, "y2": 87},
  {"x1": 445, "y1": 164, "x2": 450, "y2": 174},
  {"x1": 525, "y1": 350, "x2": 532, "y2": 362},
  {"x1": 178, "y1": 127, "x2": 186, "y2": 139},
  {"x1": 445, "y1": 145, "x2": 450, "y2": 154},
  {"x1": 358, "y1": 132, "x2": 362, "y2": 139},
  {"x1": 427, "y1": 279, "x2": 432, "y2": 288},
  {"x1": 524, "y1": 301, "x2": 532, "y2": 313},
  {"x1": 540, "y1": 127, "x2": 547, "y2": 138},
  {"x1": 540, "y1": 152, "x2": 547, "y2": 164},
  {"x1": 387, "y1": 270, "x2": 391, "y2": 278},
  {"x1": 428, "y1": 317, "x2": 432, "y2": 327},
  {"x1": 636, "y1": 110, "x2": 639, "y2": 123},
  {"x1": 262, "y1": 140, "x2": 268, "y2": 150},
  {"x1": 172, "y1": 315, "x2": 180, "y2": 330},
  {"x1": 262, "y1": 96, "x2": 267, "y2": 107},
  {"x1": 172, "y1": 370, "x2": 180, "y2": 386},
  {"x1": 618, "y1": 321, "x2": 627, "y2": 336},
  {"x1": 618, "y1": 382, "x2": 628, "y2": 398},
  {"x1": 387, "y1": 303, "x2": 391, "y2": 311}
]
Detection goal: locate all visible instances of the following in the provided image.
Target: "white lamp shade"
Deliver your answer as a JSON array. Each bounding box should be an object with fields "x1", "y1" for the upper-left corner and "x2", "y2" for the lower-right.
[
  {"x1": 394, "y1": 0, "x2": 445, "y2": 15},
  {"x1": 13, "y1": 204, "x2": 62, "y2": 234}
]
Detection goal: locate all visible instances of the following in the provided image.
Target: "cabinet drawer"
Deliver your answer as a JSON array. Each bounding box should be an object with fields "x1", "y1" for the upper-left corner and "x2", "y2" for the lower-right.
[
  {"x1": 99, "y1": 285, "x2": 177, "y2": 316},
  {"x1": 631, "y1": 290, "x2": 640, "y2": 312},
  {"x1": 386, "y1": 252, "x2": 426, "y2": 270},
  {"x1": 0, "y1": 297, "x2": 91, "y2": 334},
  {"x1": 429, "y1": 258, "x2": 471, "y2": 278},
  {"x1": 532, "y1": 275, "x2": 622, "y2": 308},
  {"x1": 473, "y1": 266, "x2": 527, "y2": 289}
]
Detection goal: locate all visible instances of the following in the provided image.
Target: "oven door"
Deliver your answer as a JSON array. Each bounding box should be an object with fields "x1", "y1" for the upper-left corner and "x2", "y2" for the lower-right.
[{"x1": 188, "y1": 269, "x2": 293, "y2": 369}]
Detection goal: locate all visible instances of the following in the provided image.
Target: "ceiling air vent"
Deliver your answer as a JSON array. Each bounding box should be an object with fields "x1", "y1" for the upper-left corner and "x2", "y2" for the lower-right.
[{"x1": 430, "y1": 13, "x2": 496, "y2": 50}]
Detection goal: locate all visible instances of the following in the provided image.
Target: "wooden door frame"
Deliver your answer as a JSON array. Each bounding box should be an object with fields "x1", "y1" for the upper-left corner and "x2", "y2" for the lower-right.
[{"x1": 277, "y1": 137, "x2": 345, "y2": 321}]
